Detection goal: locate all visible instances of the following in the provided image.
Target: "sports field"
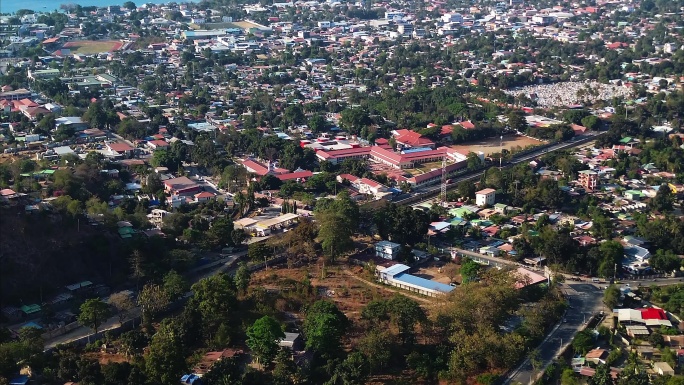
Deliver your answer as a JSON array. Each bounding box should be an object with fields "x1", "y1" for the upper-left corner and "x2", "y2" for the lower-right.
[
  {"x1": 450, "y1": 134, "x2": 545, "y2": 156},
  {"x1": 62, "y1": 40, "x2": 123, "y2": 54}
]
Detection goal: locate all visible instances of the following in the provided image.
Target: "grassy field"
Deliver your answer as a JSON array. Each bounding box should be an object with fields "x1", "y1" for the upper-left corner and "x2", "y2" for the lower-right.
[
  {"x1": 62, "y1": 40, "x2": 123, "y2": 54},
  {"x1": 450, "y1": 134, "x2": 545, "y2": 156}
]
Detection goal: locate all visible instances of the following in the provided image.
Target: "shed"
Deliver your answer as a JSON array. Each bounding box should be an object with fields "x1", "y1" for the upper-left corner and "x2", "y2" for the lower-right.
[{"x1": 279, "y1": 332, "x2": 304, "y2": 351}]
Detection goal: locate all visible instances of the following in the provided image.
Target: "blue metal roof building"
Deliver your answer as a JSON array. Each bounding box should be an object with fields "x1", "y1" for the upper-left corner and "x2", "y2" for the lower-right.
[{"x1": 377, "y1": 263, "x2": 455, "y2": 297}]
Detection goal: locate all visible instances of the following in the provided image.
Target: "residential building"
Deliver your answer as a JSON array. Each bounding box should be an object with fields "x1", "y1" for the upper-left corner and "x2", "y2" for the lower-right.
[
  {"x1": 578, "y1": 169, "x2": 599, "y2": 191},
  {"x1": 375, "y1": 240, "x2": 401, "y2": 260},
  {"x1": 476, "y1": 188, "x2": 496, "y2": 207}
]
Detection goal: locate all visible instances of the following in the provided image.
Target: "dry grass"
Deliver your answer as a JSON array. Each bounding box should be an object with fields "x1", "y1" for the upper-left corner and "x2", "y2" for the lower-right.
[{"x1": 450, "y1": 134, "x2": 545, "y2": 156}]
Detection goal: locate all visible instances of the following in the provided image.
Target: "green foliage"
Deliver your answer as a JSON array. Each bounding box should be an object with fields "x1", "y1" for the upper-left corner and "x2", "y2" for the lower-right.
[
  {"x1": 163, "y1": 270, "x2": 188, "y2": 301},
  {"x1": 572, "y1": 330, "x2": 594, "y2": 354},
  {"x1": 590, "y1": 363, "x2": 614, "y2": 385},
  {"x1": 246, "y1": 316, "x2": 285, "y2": 364},
  {"x1": 189, "y1": 274, "x2": 238, "y2": 338},
  {"x1": 315, "y1": 192, "x2": 359, "y2": 261},
  {"x1": 303, "y1": 301, "x2": 348, "y2": 357},
  {"x1": 604, "y1": 285, "x2": 621, "y2": 310},
  {"x1": 460, "y1": 258, "x2": 482, "y2": 283},
  {"x1": 373, "y1": 203, "x2": 430, "y2": 247},
  {"x1": 324, "y1": 352, "x2": 369, "y2": 385},
  {"x1": 78, "y1": 298, "x2": 111, "y2": 334},
  {"x1": 249, "y1": 242, "x2": 270, "y2": 262},
  {"x1": 145, "y1": 320, "x2": 188, "y2": 385}
]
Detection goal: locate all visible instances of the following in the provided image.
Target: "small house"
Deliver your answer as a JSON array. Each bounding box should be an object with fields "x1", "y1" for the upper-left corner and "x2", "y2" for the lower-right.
[{"x1": 279, "y1": 333, "x2": 304, "y2": 351}]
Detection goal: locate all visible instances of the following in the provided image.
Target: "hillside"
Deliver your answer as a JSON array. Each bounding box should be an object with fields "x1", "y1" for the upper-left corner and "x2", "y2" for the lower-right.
[{"x1": 0, "y1": 206, "x2": 129, "y2": 308}]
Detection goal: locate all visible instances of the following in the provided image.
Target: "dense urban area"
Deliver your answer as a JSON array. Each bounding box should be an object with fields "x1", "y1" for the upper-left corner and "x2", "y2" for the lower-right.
[{"x1": 0, "y1": 0, "x2": 683, "y2": 384}]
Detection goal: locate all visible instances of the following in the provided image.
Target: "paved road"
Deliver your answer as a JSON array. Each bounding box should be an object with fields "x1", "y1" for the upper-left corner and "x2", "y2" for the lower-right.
[
  {"x1": 44, "y1": 251, "x2": 248, "y2": 350},
  {"x1": 505, "y1": 276, "x2": 684, "y2": 385},
  {"x1": 445, "y1": 246, "x2": 683, "y2": 384}
]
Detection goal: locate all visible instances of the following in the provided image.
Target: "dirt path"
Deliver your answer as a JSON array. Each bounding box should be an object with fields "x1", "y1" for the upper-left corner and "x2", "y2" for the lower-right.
[{"x1": 341, "y1": 267, "x2": 432, "y2": 304}]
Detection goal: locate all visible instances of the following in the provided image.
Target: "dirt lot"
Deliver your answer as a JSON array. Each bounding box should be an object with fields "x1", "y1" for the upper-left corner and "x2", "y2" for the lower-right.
[
  {"x1": 450, "y1": 134, "x2": 545, "y2": 156},
  {"x1": 412, "y1": 260, "x2": 462, "y2": 285},
  {"x1": 231, "y1": 20, "x2": 265, "y2": 30},
  {"x1": 62, "y1": 40, "x2": 123, "y2": 54},
  {"x1": 250, "y1": 263, "x2": 397, "y2": 321}
]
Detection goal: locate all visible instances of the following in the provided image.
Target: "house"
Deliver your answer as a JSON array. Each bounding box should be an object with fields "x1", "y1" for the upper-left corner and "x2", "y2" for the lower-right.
[
  {"x1": 147, "y1": 140, "x2": 169, "y2": 150},
  {"x1": 164, "y1": 176, "x2": 201, "y2": 196},
  {"x1": 279, "y1": 332, "x2": 304, "y2": 351},
  {"x1": 624, "y1": 245, "x2": 651, "y2": 262},
  {"x1": 194, "y1": 191, "x2": 215, "y2": 202},
  {"x1": 55, "y1": 116, "x2": 88, "y2": 131},
  {"x1": 654, "y1": 362, "x2": 675, "y2": 376},
  {"x1": 585, "y1": 349, "x2": 608, "y2": 365},
  {"x1": 375, "y1": 240, "x2": 402, "y2": 260},
  {"x1": 106, "y1": 142, "x2": 135, "y2": 157},
  {"x1": 475, "y1": 188, "x2": 496, "y2": 207}
]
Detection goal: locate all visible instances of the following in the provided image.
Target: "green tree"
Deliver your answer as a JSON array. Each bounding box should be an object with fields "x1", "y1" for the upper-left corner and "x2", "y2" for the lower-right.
[
  {"x1": 325, "y1": 352, "x2": 369, "y2": 385},
  {"x1": 581, "y1": 115, "x2": 601, "y2": 130},
  {"x1": 189, "y1": 274, "x2": 238, "y2": 338},
  {"x1": 303, "y1": 300, "x2": 348, "y2": 357},
  {"x1": 572, "y1": 330, "x2": 594, "y2": 354},
  {"x1": 604, "y1": 285, "x2": 621, "y2": 310},
  {"x1": 248, "y1": 242, "x2": 270, "y2": 262},
  {"x1": 315, "y1": 191, "x2": 359, "y2": 261},
  {"x1": 18, "y1": 327, "x2": 43, "y2": 353},
  {"x1": 145, "y1": 321, "x2": 188, "y2": 385},
  {"x1": 650, "y1": 250, "x2": 681, "y2": 274},
  {"x1": 208, "y1": 217, "x2": 235, "y2": 248},
  {"x1": 507, "y1": 111, "x2": 527, "y2": 132},
  {"x1": 78, "y1": 298, "x2": 111, "y2": 335},
  {"x1": 460, "y1": 258, "x2": 481, "y2": 283},
  {"x1": 163, "y1": 270, "x2": 188, "y2": 301},
  {"x1": 650, "y1": 184, "x2": 675, "y2": 212},
  {"x1": 234, "y1": 262, "x2": 251, "y2": 295},
  {"x1": 246, "y1": 316, "x2": 285, "y2": 365},
  {"x1": 387, "y1": 295, "x2": 425, "y2": 345},
  {"x1": 357, "y1": 328, "x2": 392, "y2": 373},
  {"x1": 561, "y1": 368, "x2": 579, "y2": 385}
]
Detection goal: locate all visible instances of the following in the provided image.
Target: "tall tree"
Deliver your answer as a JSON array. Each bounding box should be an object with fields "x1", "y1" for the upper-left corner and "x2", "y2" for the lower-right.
[
  {"x1": 78, "y1": 298, "x2": 111, "y2": 335},
  {"x1": 246, "y1": 316, "x2": 285, "y2": 365},
  {"x1": 303, "y1": 301, "x2": 348, "y2": 357}
]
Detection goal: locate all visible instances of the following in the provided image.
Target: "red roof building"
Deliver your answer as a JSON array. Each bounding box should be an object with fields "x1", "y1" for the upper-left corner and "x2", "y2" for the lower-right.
[{"x1": 392, "y1": 129, "x2": 435, "y2": 149}]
